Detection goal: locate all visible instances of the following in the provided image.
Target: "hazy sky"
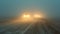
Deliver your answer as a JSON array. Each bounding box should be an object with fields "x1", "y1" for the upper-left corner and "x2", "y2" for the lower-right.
[{"x1": 0, "y1": 0, "x2": 60, "y2": 18}]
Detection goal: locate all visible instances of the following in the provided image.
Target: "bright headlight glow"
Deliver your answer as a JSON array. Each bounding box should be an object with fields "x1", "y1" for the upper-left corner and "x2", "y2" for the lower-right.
[
  {"x1": 23, "y1": 14, "x2": 30, "y2": 18},
  {"x1": 11, "y1": 9, "x2": 46, "y2": 23},
  {"x1": 20, "y1": 13, "x2": 44, "y2": 22},
  {"x1": 33, "y1": 14, "x2": 42, "y2": 18},
  {"x1": 21, "y1": 14, "x2": 34, "y2": 22}
]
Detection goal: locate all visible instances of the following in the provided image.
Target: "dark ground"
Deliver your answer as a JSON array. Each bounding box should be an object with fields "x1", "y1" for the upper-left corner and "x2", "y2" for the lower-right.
[{"x1": 0, "y1": 18, "x2": 60, "y2": 34}]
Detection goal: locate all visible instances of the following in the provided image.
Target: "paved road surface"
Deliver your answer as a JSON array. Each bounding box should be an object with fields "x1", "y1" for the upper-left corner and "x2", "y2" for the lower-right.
[{"x1": 0, "y1": 20, "x2": 60, "y2": 34}]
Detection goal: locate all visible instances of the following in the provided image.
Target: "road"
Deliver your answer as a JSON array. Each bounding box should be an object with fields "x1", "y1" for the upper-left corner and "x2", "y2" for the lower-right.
[{"x1": 0, "y1": 19, "x2": 60, "y2": 34}]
